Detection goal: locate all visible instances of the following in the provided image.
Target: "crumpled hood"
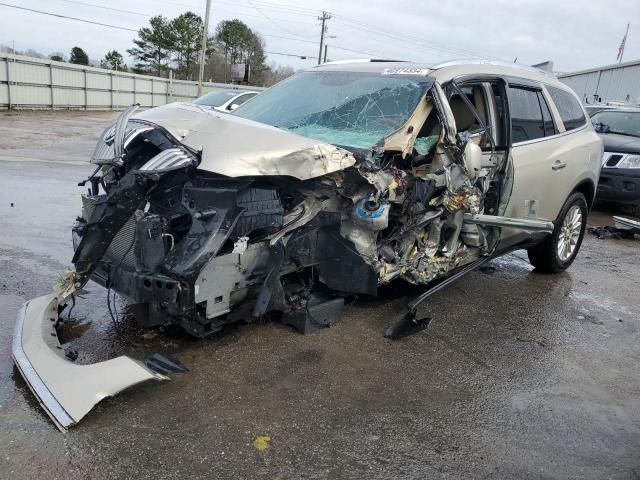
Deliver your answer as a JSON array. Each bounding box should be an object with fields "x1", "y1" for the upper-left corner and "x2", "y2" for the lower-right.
[
  {"x1": 134, "y1": 102, "x2": 356, "y2": 180},
  {"x1": 598, "y1": 133, "x2": 640, "y2": 154}
]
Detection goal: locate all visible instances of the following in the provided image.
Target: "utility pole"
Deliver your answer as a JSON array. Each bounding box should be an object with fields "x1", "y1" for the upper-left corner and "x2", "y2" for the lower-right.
[
  {"x1": 197, "y1": 0, "x2": 211, "y2": 96},
  {"x1": 323, "y1": 44, "x2": 328, "y2": 63},
  {"x1": 317, "y1": 11, "x2": 331, "y2": 65}
]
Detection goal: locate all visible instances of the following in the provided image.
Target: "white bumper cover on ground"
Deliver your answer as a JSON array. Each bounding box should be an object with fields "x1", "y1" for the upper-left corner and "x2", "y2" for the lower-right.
[{"x1": 12, "y1": 294, "x2": 167, "y2": 431}]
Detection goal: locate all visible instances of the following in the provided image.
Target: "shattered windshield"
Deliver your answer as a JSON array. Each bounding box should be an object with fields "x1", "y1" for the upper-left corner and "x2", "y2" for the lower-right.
[{"x1": 233, "y1": 71, "x2": 428, "y2": 149}]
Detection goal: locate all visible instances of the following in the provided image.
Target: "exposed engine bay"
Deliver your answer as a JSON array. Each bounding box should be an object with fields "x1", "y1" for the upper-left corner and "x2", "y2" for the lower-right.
[{"x1": 65, "y1": 80, "x2": 519, "y2": 337}]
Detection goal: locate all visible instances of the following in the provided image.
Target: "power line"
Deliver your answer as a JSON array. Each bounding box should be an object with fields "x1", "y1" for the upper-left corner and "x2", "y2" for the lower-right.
[
  {"x1": 327, "y1": 44, "x2": 384, "y2": 59},
  {"x1": 265, "y1": 50, "x2": 314, "y2": 59},
  {"x1": 228, "y1": 0, "x2": 322, "y2": 16},
  {"x1": 259, "y1": 33, "x2": 386, "y2": 59},
  {"x1": 48, "y1": 0, "x2": 317, "y2": 26},
  {"x1": 332, "y1": 15, "x2": 488, "y2": 60},
  {"x1": 52, "y1": 0, "x2": 150, "y2": 17},
  {"x1": 0, "y1": 2, "x2": 138, "y2": 31},
  {"x1": 222, "y1": 2, "x2": 490, "y2": 60},
  {"x1": 246, "y1": 0, "x2": 315, "y2": 38},
  {"x1": 4, "y1": 1, "x2": 492, "y2": 65},
  {"x1": 149, "y1": 0, "x2": 320, "y2": 18},
  {"x1": 261, "y1": 32, "x2": 317, "y2": 45}
]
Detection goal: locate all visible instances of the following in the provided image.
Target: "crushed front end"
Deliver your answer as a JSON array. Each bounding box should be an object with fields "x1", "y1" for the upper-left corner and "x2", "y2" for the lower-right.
[{"x1": 69, "y1": 104, "x2": 376, "y2": 337}]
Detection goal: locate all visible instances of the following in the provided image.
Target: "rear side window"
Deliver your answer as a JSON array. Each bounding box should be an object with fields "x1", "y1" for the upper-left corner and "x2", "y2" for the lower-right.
[
  {"x1": 547, "y1": 86, "x2": 586, "y2": 131},
  {"x1": 508, "y1": 87, "x2": 546, "y2": 143}
]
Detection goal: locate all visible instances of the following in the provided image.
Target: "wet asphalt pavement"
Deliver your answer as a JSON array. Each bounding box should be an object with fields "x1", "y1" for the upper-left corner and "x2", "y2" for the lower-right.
[{"x1": 1, "y1": 112, "x2": 640, "y2": 479}]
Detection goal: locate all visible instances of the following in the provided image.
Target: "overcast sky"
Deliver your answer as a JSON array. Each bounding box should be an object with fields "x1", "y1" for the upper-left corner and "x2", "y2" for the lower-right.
[{"x1": 0, "y1": 0, "x2": 638, "y2": 73}]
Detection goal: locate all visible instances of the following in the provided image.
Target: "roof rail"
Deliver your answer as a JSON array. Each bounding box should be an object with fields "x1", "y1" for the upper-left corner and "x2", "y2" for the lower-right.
[
  {"x1": 319, "y1": 58, "x2": 407, "y2": 66},
  {"x1": 431, "y1": 59, "x2": 556, "y2": 78}
]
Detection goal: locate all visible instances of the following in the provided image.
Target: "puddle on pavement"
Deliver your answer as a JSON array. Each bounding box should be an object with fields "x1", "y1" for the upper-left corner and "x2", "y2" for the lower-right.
[{"x1": 57, "y1": 317, "x2": 92, "y2": 343}]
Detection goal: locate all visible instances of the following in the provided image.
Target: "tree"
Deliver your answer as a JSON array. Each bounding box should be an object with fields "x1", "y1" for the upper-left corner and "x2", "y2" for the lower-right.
[
  {"x1": 49, "y1": 53, "x2": 65, "y2": 62},
  {"x1": 23, "y1": 48, "x2": 46, "y2": 58},
  {"x1": 127, "y1": 16, "x2": 174, "y2": 76},
  {"x1": 264, "y1": 62, "x2": 295, "y2": 86},
  {"x1": 215, "y1": 19, "x2": 269, "y2": 85},
  {"x1": 171, "y1": 12, "x2": 212, "y2": 80},
  {"x1": 69, "y1": 47, "x2": 89, "y2": 65},
  {"x1": 101, "y1": 50, "x2": 127, "y2": 71}
]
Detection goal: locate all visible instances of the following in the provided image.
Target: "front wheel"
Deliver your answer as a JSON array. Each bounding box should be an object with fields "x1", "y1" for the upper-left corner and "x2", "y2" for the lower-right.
[{"x1": 527, "y1": 192, "x2": 588, "y2": 273}]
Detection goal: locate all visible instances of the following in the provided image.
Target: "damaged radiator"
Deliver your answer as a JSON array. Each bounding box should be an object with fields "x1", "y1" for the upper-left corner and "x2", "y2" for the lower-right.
[{"x1": 81, "y1": 194, "x2": 137, "y2": 269}]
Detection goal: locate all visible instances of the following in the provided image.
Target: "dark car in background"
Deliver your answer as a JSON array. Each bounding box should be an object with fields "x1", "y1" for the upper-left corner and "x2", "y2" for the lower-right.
[
  {"x1": 584, "y1": 105, "x2": 620, "y2": 117},
  {"x1": 592, "y1": 108, "x2": 640, "y2": 214}
]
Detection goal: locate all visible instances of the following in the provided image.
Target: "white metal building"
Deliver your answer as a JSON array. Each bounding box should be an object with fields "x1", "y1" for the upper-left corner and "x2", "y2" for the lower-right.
[{"x1": 558, "y1": 59, "x2": 640, "y2": 106}]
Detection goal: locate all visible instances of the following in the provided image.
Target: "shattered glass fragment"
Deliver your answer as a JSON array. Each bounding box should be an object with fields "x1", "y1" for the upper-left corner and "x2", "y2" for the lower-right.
[{"x1": 413, "y1": 135, "x2": 439, "y2": 155}]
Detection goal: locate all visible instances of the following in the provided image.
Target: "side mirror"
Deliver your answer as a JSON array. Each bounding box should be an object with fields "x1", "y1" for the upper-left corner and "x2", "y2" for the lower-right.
[
  {"x1": 229, "y1": 103, "x2": 240, "y2": 111},
  {"x1": 463, "y1": 141, "x2": 482, "y2": 181}
]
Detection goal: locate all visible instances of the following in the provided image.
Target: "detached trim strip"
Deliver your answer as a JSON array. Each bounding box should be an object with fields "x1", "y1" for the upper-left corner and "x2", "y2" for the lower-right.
[
  {"x1": 12, "y1": 302, "x2": 75, "y2": 431},
  {"x1": 464, "y1": 213, "x2": 554, "y2": 232}
]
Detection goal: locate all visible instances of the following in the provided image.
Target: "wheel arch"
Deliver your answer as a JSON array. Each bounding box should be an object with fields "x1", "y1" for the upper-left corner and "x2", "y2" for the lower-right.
[{"x1": 572, "y1": 179, "x2": 596, "y2": 211}]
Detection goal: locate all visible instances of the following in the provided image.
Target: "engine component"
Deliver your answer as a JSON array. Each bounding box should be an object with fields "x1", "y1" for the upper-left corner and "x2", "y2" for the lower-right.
[{"x1": 353, "y1": 197, "x2": 390, "y2": 231}]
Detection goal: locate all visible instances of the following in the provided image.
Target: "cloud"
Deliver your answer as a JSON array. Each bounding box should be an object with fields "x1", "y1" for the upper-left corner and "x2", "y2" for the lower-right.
[{"x1": 1, "y1": 0, "x2": 637, "y2": 72}]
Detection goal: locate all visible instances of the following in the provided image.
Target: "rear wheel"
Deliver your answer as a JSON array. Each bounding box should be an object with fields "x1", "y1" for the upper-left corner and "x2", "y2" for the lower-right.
[{"x1": 527, "y1": 192, "x2": 588, "y2": 273}]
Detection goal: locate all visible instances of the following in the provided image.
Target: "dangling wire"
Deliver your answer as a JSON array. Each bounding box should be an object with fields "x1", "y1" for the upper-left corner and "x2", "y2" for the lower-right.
[
  {"x1": 66, "y1": 293, "x2": 76, "y2": 319},
  {"x1": 106, "y1": 275, "x2": 119, "y2": 329}
]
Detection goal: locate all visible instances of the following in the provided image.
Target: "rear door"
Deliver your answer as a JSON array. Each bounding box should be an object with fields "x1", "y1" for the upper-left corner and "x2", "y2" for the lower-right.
[
  {"x1": 503, "y1": 80, "x2": 563, "y2": 222},
  {"x1": 543, "y1": 85, "x2": 599, "y2": 213}
]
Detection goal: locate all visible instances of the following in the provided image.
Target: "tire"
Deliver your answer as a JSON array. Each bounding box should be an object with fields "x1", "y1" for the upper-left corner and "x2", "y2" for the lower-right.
[{"x1": 527, "y1": 192, "x2": 588, "y2": 273}]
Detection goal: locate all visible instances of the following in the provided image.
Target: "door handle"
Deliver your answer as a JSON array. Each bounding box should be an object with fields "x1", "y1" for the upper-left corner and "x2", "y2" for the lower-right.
[{"x1": 552, "y1": 160, "x2": 567, "y2": 171}]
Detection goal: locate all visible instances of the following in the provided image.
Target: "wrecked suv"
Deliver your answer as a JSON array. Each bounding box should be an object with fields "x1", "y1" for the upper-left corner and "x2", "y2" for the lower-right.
[{"x1": 13, "y1": 60, "x2": 602, "y2": 429}]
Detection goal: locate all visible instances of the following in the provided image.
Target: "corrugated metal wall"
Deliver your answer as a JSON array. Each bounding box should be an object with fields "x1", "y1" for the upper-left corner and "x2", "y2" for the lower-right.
[
  {"x1": 0, "y1": 53, "x2": 263, "y2": 110},
  {"x1": 559, "y1": 59, "x2": 640, "y2": 105}
]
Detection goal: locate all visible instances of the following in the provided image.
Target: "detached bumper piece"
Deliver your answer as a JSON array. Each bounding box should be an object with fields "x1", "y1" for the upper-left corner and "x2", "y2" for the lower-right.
[{"x1": 12, "y1": 294, "x2": 167, "y2": 431}]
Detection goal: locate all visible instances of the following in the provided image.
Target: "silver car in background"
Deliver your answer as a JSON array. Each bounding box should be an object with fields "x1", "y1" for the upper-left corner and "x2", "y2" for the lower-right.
[{"x1": 192, "y1": 89, "x2": 259, "y2": 112}]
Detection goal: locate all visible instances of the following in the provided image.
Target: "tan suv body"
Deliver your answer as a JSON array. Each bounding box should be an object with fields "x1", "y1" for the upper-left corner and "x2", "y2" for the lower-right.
[{"x1": 13, "y1": 60, "x2": 602, "y2": 430}]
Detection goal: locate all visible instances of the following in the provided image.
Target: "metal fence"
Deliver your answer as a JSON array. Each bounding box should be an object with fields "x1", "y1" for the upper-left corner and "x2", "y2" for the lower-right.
[{"x1": 0, "y1": 53, "x2": 263, "y2": 110}]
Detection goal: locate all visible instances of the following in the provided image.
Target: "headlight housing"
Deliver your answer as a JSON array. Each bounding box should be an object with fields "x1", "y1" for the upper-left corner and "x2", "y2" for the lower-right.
[
  {"x1": 138, "y1": 148, "x2": 197, "y2": 172},
  {"x1": 617, "y1": 154, "x2": 640, "y2": 169}
]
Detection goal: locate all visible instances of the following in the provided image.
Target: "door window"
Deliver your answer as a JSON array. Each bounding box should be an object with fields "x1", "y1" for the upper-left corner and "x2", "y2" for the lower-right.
[
  {"x1": 546, "y1": 86, "x2": 586, "y2": 131},
  {"x1": 508, "y1": 87, "x2": 546, "y2": 143}
]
